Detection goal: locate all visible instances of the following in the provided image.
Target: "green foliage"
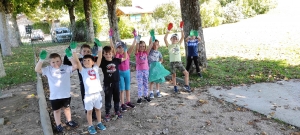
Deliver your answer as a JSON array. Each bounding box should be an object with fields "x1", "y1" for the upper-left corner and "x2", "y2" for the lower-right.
[
  {"x1": 200, "y1": 0, "x2": 224, "y2": 28},
  {"x1": 218, "y1": 0, "x2": 236, "y2": 6},
  {"x1": 73, "y1": 19, "x2": 102, "y2": 41},
  {"x1": 222, "y1": 2, "x2": 244, "y2": 23},
  {"x1": 140, "y1": 14, "x2": 153, "y2": 33},
  {"x1": 117, "y1": 0, "x2": 132, "y2": 6},
  {"x1": 118, "y1": 16, "x2": 134, "y2": 39},
  {"x1": 32, "y1": 22, "x2": 51, "y2": 34}
]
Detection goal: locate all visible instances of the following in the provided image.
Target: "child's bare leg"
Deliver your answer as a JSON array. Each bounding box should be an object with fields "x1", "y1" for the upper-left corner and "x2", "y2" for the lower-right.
[
  {"x1": 183, "y1": 70, "x2": 189, "y2": 85},
  {"x1": 63, "y1": 107, "x2": 71, "y2": 122},
  {"x1": 86, "y1": 110, "x2": 93, "y2": 126},
  {"x1": 95, "y1": 108, "x2": 102, "y2": 123},
  {"x1": 120, "y1": 91, "x2": 125, "y2": 104},
  {"x1": 172, "y1": 73, "x2": 177, "y2": 86},
  {"x1": 53, "y1": 109, "x2": 62, "y2": 126},
  {"x1": 125, "y1": 90, "x2": 130, "y2": 102},
  {"x1": 156, "y1": 83, "x2": 160, "y2": 90}
]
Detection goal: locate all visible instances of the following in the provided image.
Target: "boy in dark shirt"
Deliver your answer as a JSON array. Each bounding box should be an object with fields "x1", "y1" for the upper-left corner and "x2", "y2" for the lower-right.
[{"x1": 100, "y1": 46, "x2": 127, "y2": 121}]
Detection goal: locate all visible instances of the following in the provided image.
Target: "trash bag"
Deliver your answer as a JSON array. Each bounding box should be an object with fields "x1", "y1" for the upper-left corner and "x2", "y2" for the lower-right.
[{"x1": 149, "y1": 62, "x2": 170, "y2": 83}]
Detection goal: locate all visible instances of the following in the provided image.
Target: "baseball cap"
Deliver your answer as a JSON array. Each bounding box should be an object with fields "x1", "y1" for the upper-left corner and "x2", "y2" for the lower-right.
[
  {"x1": 171, "y1": 34, "x2": 179, "y2": 39},
  {"x1": 116, "y1": 41, "x2": 126, "y2": 48}
]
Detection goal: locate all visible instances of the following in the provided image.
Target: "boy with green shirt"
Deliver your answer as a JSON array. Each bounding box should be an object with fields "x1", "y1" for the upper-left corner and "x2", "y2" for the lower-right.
[{"x1": 164, "y1": 22, "x2": 191, "y2": 93}]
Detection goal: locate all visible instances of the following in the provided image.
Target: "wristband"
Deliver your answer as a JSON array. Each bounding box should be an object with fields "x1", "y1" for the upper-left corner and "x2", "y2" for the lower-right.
[{"x1": 98, "y1": 46, "x2": 103, "y2": 52}]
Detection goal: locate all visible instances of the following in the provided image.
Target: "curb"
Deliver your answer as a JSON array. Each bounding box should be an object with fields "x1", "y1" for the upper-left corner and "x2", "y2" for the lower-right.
[
  {"x1": 36, "y1": 73, "x2": 53, "y2": 135},
  {"x1": 129, "y1": 61, "x2": 185, "y2": 84}
]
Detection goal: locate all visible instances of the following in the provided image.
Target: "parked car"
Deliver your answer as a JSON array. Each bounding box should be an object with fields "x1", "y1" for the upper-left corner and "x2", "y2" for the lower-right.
[
  {"x1": 51, "y1": 27, "x2": 72, "y2": 43},
  {"x1": 31, "y1": 29, "x2": 44, "y2": 41}
]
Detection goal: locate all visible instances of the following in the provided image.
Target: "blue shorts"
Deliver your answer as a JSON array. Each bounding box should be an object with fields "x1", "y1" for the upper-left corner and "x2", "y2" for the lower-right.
[{"x1": 119, "y1": 70, "x2": 130, "y2": 91}]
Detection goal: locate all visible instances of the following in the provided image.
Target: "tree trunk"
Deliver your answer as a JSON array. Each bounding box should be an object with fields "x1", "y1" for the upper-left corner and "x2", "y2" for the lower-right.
[
  {"x1": 180, "y1": 0, "x2": 208, "y2": 72},
  {"x1": 106, "y1": 0, "x2": 120, "y2": 41},
  {"x1": 83, "y1": 0, "x2": 94, "y2": 43},
  {"x1": 12, "y1": 15, "x2": 22, "y2": 46},
  {"x1": 0, "y1": 51, "x2": 6, "y2": 78},
  {"x1": 0, "y1": 11, "x2": 12, "y2": 56},
  {"x1": 65, "y1": 0, "x2": 77, "y2": 41}
]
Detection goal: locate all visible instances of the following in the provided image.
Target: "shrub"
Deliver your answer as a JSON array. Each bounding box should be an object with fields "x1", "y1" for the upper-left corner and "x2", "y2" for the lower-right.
[
  {"x1": 223, "y1": 2, "x2": 244, "y2": 23},
  {"x1": 118, "y1": 16, "x2": 134, "y2": 39},
  {"x1": 73, "y1": 19, "x2": 102, "y2": 42},
  {"x1": 200, "y1": 0, "x2": 224, "y2": 28},
  {"x1": 32, "y1": 22, "x2": 50, "y2": 34}
]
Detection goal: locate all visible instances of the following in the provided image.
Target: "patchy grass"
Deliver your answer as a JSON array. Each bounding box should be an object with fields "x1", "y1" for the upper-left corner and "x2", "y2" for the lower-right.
[{"x1": 0, "y1": 46, "x2": 36, "y2": 89}]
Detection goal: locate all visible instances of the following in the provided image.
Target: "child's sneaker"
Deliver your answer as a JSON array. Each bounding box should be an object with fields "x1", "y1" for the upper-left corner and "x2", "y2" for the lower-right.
[
  {"x1": 144, "y1": 96, "x2": 151, "y2": 102},
  {"x1": 174, "y1": 86, "x2": 179, "y2": 93},
  {"x1": 56, "y1": 124, "x2": 63, "y2": 133},
  {"x1": 156, "y1": 92, "x2": 162, "y2": 98},
  {"x1": 121, "y1": 104, "x2": 127, "y2": 112},
  {"x1": 183, "y1": 85, "x2": 191, "y2": 92},
  {"x1": 65, "y1": 120, "x2": 78, "y2": 127},
  {"x1": 105, "y1": 114, "x2": 110, "y2": 122},
  {"x1": 149, "y1": 93, "x2": 154, "y2": 99},
  {"x1": 97, "y1": 122, "x2": 106, "y2": 130},
  {"x1": 137, "y1": 98, "x2": 142, "y2": 104},
  {"x1": 126, "y1": 102, "x2": 136, "y2": 108},
  {"x1": 115, "y1": 111, "x2": 123, "y2": 118},
  {"x1": 198, "y1": 72, "x2": 203, "y2": 78},
  {"x1": 88, "y1": 126, "x2": 97, "y2": 134}
]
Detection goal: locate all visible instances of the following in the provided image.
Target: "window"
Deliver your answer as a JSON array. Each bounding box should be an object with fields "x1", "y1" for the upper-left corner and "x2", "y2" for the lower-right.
[{"x1": 130, "y1": 14, "x2": 141, "y2": 22}]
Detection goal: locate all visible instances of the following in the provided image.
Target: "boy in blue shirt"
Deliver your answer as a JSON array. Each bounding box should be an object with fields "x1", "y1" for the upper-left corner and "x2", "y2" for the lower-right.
[{"x1": 185, "y1": 30, "x2": 202, "y2": 78}]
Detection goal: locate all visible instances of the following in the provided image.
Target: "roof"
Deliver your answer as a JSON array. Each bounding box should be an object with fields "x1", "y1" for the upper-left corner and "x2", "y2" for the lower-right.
[{"x1": 116, "y1": 6, "x2": 153, "y2": 16}]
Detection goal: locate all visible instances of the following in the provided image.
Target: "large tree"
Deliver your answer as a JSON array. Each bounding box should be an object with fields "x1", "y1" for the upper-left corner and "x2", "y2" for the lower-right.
[
  {"x1": 3, "y1": 0, "x2": 19, "y2": 48},
  {"x1": 83, "y1": 0, "x2": 95, "y2": 43},
  {"x1": 0, "y1": 1, "x2": 12, "y2": 56},
  {"x1": 106, "y1": 0, "x2": 120, "y2": 41},
  {"x1": 180, "y1": 0, "x2": 207, "y2": 71},
  {"x1": 0, "y1": 51, "x2": 6, "y2": 77}
]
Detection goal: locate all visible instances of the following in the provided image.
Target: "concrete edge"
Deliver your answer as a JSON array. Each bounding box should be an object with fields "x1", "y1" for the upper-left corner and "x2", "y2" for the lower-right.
[
  {"x1": 36, "y1": 73, "x2": 53, "y2": 135},
  {"x1": 129, "y1": 61, "x2": 185, "y2": 84}
]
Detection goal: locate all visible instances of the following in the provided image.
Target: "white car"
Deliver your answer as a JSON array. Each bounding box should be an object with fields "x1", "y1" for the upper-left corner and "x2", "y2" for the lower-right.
[
  {"x1": 31, "y1": 29, "x2": 44, "y2": 41},
  {"x1": 51, "y1": 27, "x2": 72, "y2": 43}
]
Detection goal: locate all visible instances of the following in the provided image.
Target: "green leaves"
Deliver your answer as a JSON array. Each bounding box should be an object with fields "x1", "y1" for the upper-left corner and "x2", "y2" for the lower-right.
[
  {"x1": 94, "y1": 38, "x2": 102, "y2": 47},
  {"x1": 39, "y1": 50, "x2": 47, "y2": 60}
]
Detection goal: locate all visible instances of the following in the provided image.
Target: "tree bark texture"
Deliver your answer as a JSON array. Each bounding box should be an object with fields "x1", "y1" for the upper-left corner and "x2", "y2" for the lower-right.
[
  {"x1": 180, "y1": 0, "x2": 207, "y2": 70},
  {"x1": 83, "y1": 0, "x2": 94, "y2": 43},
  {"x1": 0, "y1": 11, "x2": 12, "y2": 56},
  {"x1": 0, "y1": 50, "x2": 6, "y2": 77},
  {"x1": 106, "y1": 0, "x2": 120, "y2": 42},
  {"x1": 12, "y1": 15, "x2": 22, "y2": 46},
  {"x1": 3, "y1": 0, "x2": 18, "y2": 47},
  {"x1": 65, "y1": 0, "x2": 77, "y2": 41}
]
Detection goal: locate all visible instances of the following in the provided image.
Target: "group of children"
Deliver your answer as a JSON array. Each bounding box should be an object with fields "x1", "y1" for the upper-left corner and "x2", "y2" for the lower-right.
[{"x1": 34, "y1": 21, "x2": 202, "y2": 134}]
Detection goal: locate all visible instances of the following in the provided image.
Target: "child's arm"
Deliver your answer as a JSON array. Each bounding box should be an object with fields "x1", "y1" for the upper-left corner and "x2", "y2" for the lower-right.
[
  {"x1": 109, "y1": 28, "x2": 116, "y2": 56},
  {"x1": 146, "y1": 41, "x2": 154, "y2": 54},
  {"x1": 35, "y1": 50, "x2": 47, "y2": 74},
  {"x1": 72, "y1": 50, "x2": 82, "y2": 72},
  {"x1": 128, "y1": 29, "x2": 137, "y2": 55},
  {"x1": 95, "y1": 38, "x2": 103, "y2": 67},
  {"x1": 179, "y1": 29, "x2": 185, "y2": 44},
  {"x1": 65, "y1": 48, "x2": 78, "y2": 71},
  {"x1": 147, "y1": 29, "x2": 155, "y2": 54},
  {"x1": 135, "y1": 35, "x2": 141, "y2": 54}
]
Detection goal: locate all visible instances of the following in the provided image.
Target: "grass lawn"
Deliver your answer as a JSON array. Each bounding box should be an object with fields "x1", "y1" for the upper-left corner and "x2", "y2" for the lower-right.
[{"x1": 1, "y1": 41, "x2": 300, "y2": 89}]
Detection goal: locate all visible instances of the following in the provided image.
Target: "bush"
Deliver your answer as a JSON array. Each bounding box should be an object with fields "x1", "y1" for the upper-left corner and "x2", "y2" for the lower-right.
[
  {"x1": 223, "y1": 2, "x2": 244, "y2": 23},
  {"x1": 32, "y1": 22, "x2": 50, "y2": 34},
  {"x1": 73, "y1": 19, "x2": 102, "y2": 42},
  {"x1": 118, "y1": 16, "x2": 134, "y2": 39},
  {"x1": 200, "y1": 0, "x2": 224, "y2": 28}
]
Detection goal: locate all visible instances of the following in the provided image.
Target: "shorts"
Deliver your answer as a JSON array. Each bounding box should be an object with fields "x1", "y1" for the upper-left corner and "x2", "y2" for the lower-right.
[
  {"x1": 84, "y1": 92, "x2": 102, "y2": 111},
  {"x1": 169, "y1": 61, "x2": 186, "y2": 74},
  {"x1": 50, "y1": 97, "x2": 71, "y2": 111},
  {"x1": 119, "y1": 69, "x2": 130, "y2": 91}
]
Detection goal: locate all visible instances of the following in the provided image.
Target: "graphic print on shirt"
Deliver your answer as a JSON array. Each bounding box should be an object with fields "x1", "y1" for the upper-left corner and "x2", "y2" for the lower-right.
[
  {"x1": 106, "y1": 63, "x2": 116, "y2": 77},
  {"x1": 170, "y1": 45, "x2": 180, "y2": 54},
  {"x1": 88, "y1": 69, "x2": 97, "y2": 80},
  {"x1": 139, "y1": 54, "x2": 146, "y2": 65}
]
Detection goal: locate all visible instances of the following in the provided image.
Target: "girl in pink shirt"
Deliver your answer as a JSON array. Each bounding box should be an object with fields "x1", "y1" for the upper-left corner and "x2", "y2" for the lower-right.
[{"x1": 135, "y1": 37, "x2": 154, "y2": 104}]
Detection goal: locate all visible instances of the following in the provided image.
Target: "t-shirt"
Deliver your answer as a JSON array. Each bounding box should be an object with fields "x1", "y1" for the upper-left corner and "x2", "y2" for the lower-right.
[
  {"x1": 79, "y1": 65, "x2": 103, "y2": 94},
  {"x1": 168, "y1": 43, "x2": 181, "y2": 62},
  {"x1": 187, "y1": 39, "x2": 199, "y2": 56},
  {"x1": 135, "y1": 51, "x2": 149, "y2": 70},
  {"x1": 42, "y1": 65, "x2": 72, "y2": 100},
  {"x1": 115, "y1": 53, "x2": 129, "y2": 71},
  {"x1": 148, "y1": 49, "x2": 162, "y2": 64},
  {"x1": 100, "y1": 57, "x2": 121, "y2": 85}
]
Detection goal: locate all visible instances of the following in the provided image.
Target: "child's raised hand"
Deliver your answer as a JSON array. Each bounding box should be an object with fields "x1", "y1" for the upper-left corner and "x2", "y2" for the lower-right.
[
  {"x1": 193, "y1": 30, "x2": 199, "y2": 37},
  {"x1": 180, "y1": 21, "x2": 184, "y2": 30},
  {"x1": 167, "y1": 23, "x2": 173, "y2": 31},
  {"x1": 150, "y1": 29, "x2": 155, "y2": 37},
  {"x1": 151, "y1": 35, "x2": 156, "y2": 42},
  {"x1": 189, "y1": 30, "x2": 195, "y2": 36},
  {"x1": 132, "y1": 29, "x2": 137, "y2": 37},
  {"x1": 94, "y1": 38, "x2": 102, "y2": 51},
  {"x1": 70, "y1": 41, "x2": 77, "y2": 52},
  {"x1": 39, "y1": 50, "x2": 47, "y2": 61},
  {"x1": 65, "y1": 48, "x2": 73, "y2": 59},
  {"x1": 109, "y1": 28, "x2": 114, "y2": 38}
]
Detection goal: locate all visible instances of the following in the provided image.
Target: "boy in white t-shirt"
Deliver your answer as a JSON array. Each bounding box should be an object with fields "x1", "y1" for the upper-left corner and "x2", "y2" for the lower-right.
[
  {"x1": 72, "y1": 40, "x2": 106, "y2": 135},
  {"x1": 35, "y1": 50, "x2": 78, "y2": 133}
]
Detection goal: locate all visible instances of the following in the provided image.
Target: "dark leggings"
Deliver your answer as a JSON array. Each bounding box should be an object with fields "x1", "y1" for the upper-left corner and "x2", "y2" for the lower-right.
[
  {"x1": 104, "y1": 83, "x2": 120, "y2": 114},
  {"x1": 186, "y1": 56, "x2": 201, "y2": 73}
]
